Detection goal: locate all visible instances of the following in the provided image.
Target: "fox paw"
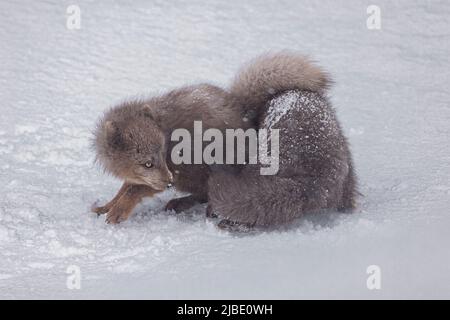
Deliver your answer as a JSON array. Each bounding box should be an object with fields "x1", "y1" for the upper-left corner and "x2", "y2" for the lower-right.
[
  {"x1": 165, "y1": 196, "x2": 198, "y2": 213},
  {"x1": 105, "y1": 211, "x2": 125, "y2": 224},
  {"x1": 105, "y1": 206, "x2": 132, "y2": 224},
  {"x1": 206, "y1": 205, "x2": 218, "y2": 218},
  {"x1": 91, "y1": 203, "x2": 110, "y2": 216},
  {"x1": 217, "y1": 219, "x2": 253, "y2": 232}
]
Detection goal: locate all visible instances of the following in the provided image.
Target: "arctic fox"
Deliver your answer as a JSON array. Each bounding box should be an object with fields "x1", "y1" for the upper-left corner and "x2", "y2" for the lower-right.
[
  {"x1": 92, "y1": 84, "x2": 250, "y2": 223},
  {"x1": 92, "y1": 52, "x2": 357, "y2": 228}
]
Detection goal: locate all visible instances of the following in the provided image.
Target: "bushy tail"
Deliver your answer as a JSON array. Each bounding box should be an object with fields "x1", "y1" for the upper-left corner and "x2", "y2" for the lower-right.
[{"x1": 229, "y1": 51, "x2": 332, "y2": 119}]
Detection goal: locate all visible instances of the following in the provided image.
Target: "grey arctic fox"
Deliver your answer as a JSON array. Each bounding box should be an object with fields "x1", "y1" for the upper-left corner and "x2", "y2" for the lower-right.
[{"x1": 93, "y1": 52, "x2": 357, "y2": 229}]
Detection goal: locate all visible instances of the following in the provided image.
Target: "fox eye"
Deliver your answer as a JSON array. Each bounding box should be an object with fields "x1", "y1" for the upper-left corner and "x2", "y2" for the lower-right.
[{"x1": 144, "y1": 161, "x2": 153, "y2": 168}]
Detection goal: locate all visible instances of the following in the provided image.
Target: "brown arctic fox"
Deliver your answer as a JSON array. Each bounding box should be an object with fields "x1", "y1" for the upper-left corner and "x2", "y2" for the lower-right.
[
  {"x1": 92, "y1": 52, "x2": 357, "y2": 227},
  {"x1": 92, "y1": 84, "x2": 250, "y2": 223}
]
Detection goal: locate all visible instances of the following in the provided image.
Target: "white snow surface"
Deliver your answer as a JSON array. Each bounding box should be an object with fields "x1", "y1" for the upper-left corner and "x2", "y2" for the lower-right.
[{"x1": 1, "y1": 0, "x2": 449, "y2": 299}]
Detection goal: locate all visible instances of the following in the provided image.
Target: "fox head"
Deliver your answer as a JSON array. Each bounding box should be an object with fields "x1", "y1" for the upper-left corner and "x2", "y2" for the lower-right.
[{"x1": 94, "y1": 101, "x2": 173, "y2": 191}]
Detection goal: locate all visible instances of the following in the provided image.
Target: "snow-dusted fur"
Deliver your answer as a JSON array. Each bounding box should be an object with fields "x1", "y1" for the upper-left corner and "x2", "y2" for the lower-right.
[
  {"x1": 229, "y1": 52, "x2": 331, "y2": 123},
  {"x1": 208, "y1": 53, "x2": 356, "y2": 228}
]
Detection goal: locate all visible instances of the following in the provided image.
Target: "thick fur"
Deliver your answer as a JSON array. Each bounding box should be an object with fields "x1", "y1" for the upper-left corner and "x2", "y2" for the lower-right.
[
  {"x1": 229, "y1": 52, "x2": 331, "y2": 124},
  {"x1": 94, "y1": 83, "x2": 249, "y2": 205},
  {"x1": 208, "y1": 53, "x2": 356, "y2": 228},
  {"x1": 94, "y1": 51, "x2": 357, "y2": 227}
]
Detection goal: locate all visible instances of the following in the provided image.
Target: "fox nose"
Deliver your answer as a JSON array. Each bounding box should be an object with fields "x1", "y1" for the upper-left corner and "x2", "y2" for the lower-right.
[{"x1": 166, "y1": 183, "x2": 173, "y2": 189}]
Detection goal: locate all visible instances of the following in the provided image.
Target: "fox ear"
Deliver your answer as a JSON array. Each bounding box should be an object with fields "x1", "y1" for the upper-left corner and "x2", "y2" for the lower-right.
[
  {"x1": 104, "y1": 121, "x2": 125, "y2": 150},
  {"x1": 141, "y1": 104, "x2": 156, "y2": 120}
]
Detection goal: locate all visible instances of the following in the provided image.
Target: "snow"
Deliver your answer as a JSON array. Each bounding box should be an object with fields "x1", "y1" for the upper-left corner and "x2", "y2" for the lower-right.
[
  {"x1": 264, "y1": 91, "x2": 300, "y2": 130},
  {"x1": 1, "y1": 0, "x2": 450, "y2": 299}
]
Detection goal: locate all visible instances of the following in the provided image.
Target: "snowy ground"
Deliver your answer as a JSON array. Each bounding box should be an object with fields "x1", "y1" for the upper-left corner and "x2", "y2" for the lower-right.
[{"x1": 1, "y1": 0, "x2": 449, "y2": 299}]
